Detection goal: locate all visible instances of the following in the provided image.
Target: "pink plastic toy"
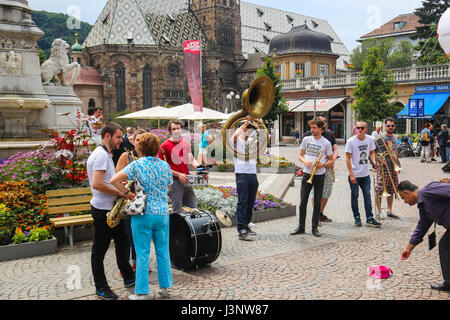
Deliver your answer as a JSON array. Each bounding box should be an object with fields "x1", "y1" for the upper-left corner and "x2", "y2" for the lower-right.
[{"x1": 369, "y1": 266, "x2": 393, "y2": 279}]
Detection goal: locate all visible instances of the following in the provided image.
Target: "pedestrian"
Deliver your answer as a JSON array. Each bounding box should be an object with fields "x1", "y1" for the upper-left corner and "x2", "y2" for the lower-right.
[
  {"x1": 295, "y1": 129, "x2": 300, "y2": 144},
  {"x1": 345, "y1": 121, "x2": 381, "y2": 228},
  {"x1": 374, "y1": 117, "x2": 400, "y2": 220},
  {"x1": 303, "y1": 116, "x2": 338, "y2": 224},
  {"x1": 399, "y1": 180, "x2": 450, "y2": 292},
  {"x1": 291, "y1": 117, "x2": 334, "y2": 237},
  {"x1": 429, "y1": 125, "x2": 437, "y2": 161},
  {"x1": 371, "y1": 126, "x2": 382, "y2": 140},
  {"x1": 158, "y1": 119, "x2": 199, "y2": 214},
  {"x1": 86, "y1": 122, "x2": 135, "y2": 300},
  {"x1": 111, "y1": 132, "x2": 173, "y2": 300},
  {"x1": 232, "y1": 119, "x2": 259, "y2": 241},
  {"x1": 115, "y1": 128, "x2": 147, "y2": 273},
  {"x1": 438, "y1": 124, "x2": 450, "y2": 163},
  {"x1": 419, "y1": 123, "x2": 432, "y2": 163},
  {"x1": 197, "y1": 123, "x2": 215, "y2": 165},
  {"x1": 88, "y1": 107, "x2": 104, "y2": 146}
]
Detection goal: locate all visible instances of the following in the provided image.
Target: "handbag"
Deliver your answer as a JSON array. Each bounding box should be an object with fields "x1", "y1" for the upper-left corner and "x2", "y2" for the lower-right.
[
  {"x1": 123, "y1": 172, "x2": 147, "y2": 216},
  {"x1": 369, "y1": 265, "x2": 393, "y2": 279}
]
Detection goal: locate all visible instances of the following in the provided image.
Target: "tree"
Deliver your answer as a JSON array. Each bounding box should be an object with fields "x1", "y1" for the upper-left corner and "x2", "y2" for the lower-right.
[
  {"x1": 413, "y1": 0, "x2": 450, "y2": 65},
  {"x1": 256, "y1": 57, "x2": 288, "y2": 122},
  {"x1": 350, "y1": 38, "x2": 413, "y2": 71},
  {"x1": 352, "y1": 48, "x2": 402, "y2": 123}
]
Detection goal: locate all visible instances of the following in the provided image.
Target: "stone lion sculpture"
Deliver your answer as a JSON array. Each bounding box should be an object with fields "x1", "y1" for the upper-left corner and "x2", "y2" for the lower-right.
[{"x1": 41, "y1": 38, "x2": 81, "y2": 86}]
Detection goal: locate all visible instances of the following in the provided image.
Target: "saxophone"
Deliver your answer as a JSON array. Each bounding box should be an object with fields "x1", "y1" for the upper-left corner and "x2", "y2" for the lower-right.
[{"x1": 107, "y1": 180, "x2": 133, "y2": 228}]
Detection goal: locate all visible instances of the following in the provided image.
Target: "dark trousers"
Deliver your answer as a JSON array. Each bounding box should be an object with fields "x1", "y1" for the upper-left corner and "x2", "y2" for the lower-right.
[
  {"x1": 235, "y1": 173, "x2": 259, "y2": 232},
  {"x1": 91, "y1": 206, "x2": 134, "y2": 290},
  {"x1": 299, "y1": 173, "x2": 325, "y2": 230},
  {"x1": 439, "y1": 145, "x2": 447, "y2": 163},
  {"x1": 439, "y1": 229, "x2": 450, "y2": 284}
]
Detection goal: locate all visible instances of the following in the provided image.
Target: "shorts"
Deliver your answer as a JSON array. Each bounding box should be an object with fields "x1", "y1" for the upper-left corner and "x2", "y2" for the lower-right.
[
  {"x1": 312, "y1": 168, "x2": 334, "y2": 199},
  {"x1": 375, "y1": 167, "x2": 398, "y2": 196},
  {"x1": 199, "y1": 147, "x2": 207, "y2": 155}
]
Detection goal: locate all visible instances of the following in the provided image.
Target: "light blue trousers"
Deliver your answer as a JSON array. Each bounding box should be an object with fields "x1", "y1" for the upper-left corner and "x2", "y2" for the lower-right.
[{"x1": 131, "y1": 214, "x2": 173, "y2": 295}]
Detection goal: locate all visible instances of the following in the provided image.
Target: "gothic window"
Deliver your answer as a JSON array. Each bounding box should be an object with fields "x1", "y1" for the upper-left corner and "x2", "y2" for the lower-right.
[
  {"x1": 115, "y1": 62, "x2": 126, "y2": 112},
  {"x1": 143, "y1": 65, "x2": 152, "y2": 109},
  {"x1": 168, "y1": 64, "x2": 179, "y2": 79},
  {"x1": 88, "y1": 98, "x2": 96, "y2": 108}
]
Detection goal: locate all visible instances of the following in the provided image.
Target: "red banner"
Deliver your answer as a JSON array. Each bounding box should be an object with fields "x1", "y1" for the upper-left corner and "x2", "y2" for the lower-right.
[{"x1": 183, "y1": 40, "x2": 203, "y2": 112}]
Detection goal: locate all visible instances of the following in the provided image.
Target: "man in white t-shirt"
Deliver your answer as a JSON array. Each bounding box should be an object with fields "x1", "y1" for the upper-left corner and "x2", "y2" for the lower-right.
[
  {"x1": 345, "y1": 121, "x2": 381, "y2": 228},
  {"x1": 291, "y1": 118, "x2": 334, "y2": 237},
  {"x1": 232, "y1": 119, "x2": 259, "y2": 241},
  {"x1": 87, "y1": 122, "x2": 136, "y2": 300},
  {"x1": 371, "y1": 126, "x2": 382, "y2": 140}
]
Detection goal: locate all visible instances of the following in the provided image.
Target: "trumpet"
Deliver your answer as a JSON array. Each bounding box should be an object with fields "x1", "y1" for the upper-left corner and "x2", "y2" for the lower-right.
[
  {"x1": 307, "y1": 152, "x2": 323, "y2": 184},
  {"x1": 106, "y1": 180, "x2": 133, "y2": 228}
]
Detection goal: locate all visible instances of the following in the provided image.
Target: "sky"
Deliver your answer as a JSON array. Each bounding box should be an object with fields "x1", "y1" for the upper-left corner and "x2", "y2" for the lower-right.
[{"x1": 28, "y1": 0, "x2": 425, "y2": 52}]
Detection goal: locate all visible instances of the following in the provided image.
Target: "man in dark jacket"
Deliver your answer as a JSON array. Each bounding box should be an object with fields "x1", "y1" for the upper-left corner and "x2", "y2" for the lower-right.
[
  {"x1": 399, "y1": 180, "x2": 450, "y2": 291},
  {"x1": 438, "y1": 124, "x2": 450, "y2": 163}
]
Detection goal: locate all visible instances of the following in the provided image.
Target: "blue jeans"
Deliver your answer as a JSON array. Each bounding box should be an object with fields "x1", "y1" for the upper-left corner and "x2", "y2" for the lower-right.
[
  {"x1": 235, "y1": 173, "x2": 259, "y2": 232},
  {"x1": 131, "y1": 214, "x2": 173, "y2": 295},
  {"x1": 348, "y1": 175, "x2": 373, "y2": 222},
  {"x1": 447, "y1": 147, "x2": 450, "y2": 162}
]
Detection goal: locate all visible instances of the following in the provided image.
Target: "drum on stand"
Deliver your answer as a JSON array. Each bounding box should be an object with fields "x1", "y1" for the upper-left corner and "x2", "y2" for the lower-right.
[{"x1": 169, "y1": 207, "x2": 222, "y2": 270}]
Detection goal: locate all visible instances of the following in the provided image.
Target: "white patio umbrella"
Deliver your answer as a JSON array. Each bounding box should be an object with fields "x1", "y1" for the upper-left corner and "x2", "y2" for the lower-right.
[
  {"x1": 162, "y1": 103, "x2": 229, "y2": 120},
  {"x1": 116, "y1": 106, "x2": 173, "y2": 120}
]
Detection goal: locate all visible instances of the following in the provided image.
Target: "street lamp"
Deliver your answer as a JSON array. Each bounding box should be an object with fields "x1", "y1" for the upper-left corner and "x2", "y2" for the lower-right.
[
  {"x1": 305, "y1": 81, "x2": 322, "y2": 118},
  {"x1": 226, "y1": 91, "x2": 240, "y2": 113}
]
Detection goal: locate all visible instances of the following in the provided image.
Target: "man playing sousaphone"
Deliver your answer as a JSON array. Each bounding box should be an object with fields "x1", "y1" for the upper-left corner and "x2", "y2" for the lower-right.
[
  {"x1": 291, "y1": 118, "x2": 334, "y2": 237},
  {"x1": 375, "y1": 117, "x2": 401, "y2": 220}
]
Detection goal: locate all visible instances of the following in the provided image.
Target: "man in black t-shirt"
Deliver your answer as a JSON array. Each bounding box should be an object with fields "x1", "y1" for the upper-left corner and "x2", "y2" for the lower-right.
[{"x1": 302, "y1": 116, "x2": 338, "y2": 223}]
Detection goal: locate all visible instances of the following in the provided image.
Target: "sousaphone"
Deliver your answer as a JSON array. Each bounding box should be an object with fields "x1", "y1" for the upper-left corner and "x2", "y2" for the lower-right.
[{"x1": 221, "y1": 76, "x2": 275, "y2": 160}]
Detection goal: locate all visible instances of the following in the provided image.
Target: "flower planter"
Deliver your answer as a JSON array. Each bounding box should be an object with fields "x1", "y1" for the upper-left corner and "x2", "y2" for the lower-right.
[
  {"x1": 218, "y1": 205, "x2": 296, "y2": 228},
  {"x1": 0, "y1": 236, "x2": 58, "y2": 262}
]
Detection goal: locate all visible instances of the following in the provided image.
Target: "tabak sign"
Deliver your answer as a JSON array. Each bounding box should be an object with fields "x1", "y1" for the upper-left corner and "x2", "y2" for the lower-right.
[{"x1": 183, "y1": 40, "x2": 203, "y2": 112}]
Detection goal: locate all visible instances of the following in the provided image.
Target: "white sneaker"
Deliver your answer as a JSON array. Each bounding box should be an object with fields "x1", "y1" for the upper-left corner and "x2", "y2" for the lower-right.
[
  {"x1": 128, "y1": 293, "x2": 154, "y2": 300},
  {"x1": 159, "y1": 288, "x2": 170, "y2": 298}
]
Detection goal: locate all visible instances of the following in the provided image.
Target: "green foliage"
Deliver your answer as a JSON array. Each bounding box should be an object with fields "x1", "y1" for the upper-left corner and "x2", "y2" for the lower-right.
[
  {"x1": 352, "y1": 49, "x2": 402, "y2": 122},
  {"x1": 32, "y1": 11, "x2": 93, "y2": 58},
  {"x1": 257, "y1": 58, "x2": 289, "y2": 122},
  {"x1": 39, "y1": 49, "x2": 47, "y2": 65},
  {"x1": 12, "y1": 228, "x2": 29, "y2": 245},
  {"x1": 29, "y1": 227, "x2": 52, "y2": 242},
  {"x1": 0, "y1": 228, "x2": 12, "y2": 246},
  {"x1": 111, "y1": 110, "x2": 140, "y2": 128},
  {"x1": 413, "y1": 1, "x2": 450, "y2": 65},
  {"x1": 350, "y1": 38, "x2": 414, "y2": 71}
]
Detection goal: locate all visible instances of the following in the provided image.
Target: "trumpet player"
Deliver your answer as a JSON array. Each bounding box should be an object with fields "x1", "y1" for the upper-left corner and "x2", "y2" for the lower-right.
[
  {"x1": 291, "y1": 118, "x2": 334, "y2": 237},
  {"x1": 375, "y1": 118, "x2": 400, "y2": 219},
  {"x1": 345, "y1": 121, "x2": 381, "y2": 228}
]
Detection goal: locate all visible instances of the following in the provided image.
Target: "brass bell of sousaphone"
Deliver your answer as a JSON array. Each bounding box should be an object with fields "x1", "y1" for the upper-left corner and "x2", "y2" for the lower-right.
[{"x1": 221, "y1": 76, "x2": 275, "y2": 160}]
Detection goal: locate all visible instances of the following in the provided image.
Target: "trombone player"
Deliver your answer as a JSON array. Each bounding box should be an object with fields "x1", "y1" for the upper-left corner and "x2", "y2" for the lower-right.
[
  {"x1": 375, "y1": 117, "x2": 401, "y2": 220},
  {"x1": 291, "y1": 118, "x2": 334, "y2": 237}
]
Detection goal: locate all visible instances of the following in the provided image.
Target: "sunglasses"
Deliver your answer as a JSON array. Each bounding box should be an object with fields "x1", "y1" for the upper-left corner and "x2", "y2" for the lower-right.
[
  {"x1": 356, "y1": 127, "x2": 366, "y2": 130},
  {"x1": 386, "y1": 125, "x2": 395, "y2": 128}
]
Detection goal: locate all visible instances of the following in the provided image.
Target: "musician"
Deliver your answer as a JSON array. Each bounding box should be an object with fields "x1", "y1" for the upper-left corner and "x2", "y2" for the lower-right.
[
  {"x1": 232, "y1": 119, "x2": 259, "y2": 241},
  {"x1": 291, "y1": 118, "x2": 334, "y2": 237},
  {"x1": 86, "y1": 122, "x2": 135, "y2": 300},
  {"x1": 88, "y1": 107, "x2": 104, "y2": 146},
  {"x1": 399, "y1": 180, "x2": 450, "y2": 292},
  {"x1": 158, "y1": 119, "x2": 199, "y2": 214},
  {"x1": 375, "y1": 117, "x2": 400, "y2": 219},
  {"x1": 345, "y1": 121, "x2": 381, "y2": 228},
  {"x1": 303, "y1": 116, "x2": 338, "y2": 224},
  {"x1": 115, "y1": 128, "x2": 147, "y2": 273}
]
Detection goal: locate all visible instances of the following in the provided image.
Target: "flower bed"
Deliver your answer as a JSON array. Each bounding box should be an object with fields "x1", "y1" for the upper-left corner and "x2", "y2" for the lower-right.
[{"x1": 194, "y1": 186, "x2": 292, "y2": 220}]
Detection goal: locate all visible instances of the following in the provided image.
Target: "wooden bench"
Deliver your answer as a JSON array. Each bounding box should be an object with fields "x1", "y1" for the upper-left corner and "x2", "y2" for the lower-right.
[{"x1": 47, "y1": 187, "x2": 93, "y2": 248}]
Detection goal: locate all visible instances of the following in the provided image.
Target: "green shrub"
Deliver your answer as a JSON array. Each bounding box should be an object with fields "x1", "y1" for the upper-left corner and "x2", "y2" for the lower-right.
[
  {"x1": 29, "y1": 227, "x2": 51, "y2": 242},
  {"x1": 12, "y1": 228, "x2": 29, "y2": 244}
]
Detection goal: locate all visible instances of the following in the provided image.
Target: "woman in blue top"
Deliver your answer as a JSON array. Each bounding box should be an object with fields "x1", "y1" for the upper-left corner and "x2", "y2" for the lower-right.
[
  {"x1": 111, "y1": 132, "x2": 173, "y2": 300},
  {"x1": 197, "y1": 123, "x2": 215, "y2": 165}
]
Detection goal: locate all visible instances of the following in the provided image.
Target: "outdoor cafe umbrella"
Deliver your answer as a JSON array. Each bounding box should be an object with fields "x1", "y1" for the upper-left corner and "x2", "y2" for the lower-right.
[{"x1": 116, "y1": 106, "x2": 175, "y2": 128}]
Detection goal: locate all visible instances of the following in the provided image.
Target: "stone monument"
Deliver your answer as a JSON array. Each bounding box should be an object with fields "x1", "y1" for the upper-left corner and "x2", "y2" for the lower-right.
[{"x1": 0, "y1": 0, "x2": 82, "y2": 139}]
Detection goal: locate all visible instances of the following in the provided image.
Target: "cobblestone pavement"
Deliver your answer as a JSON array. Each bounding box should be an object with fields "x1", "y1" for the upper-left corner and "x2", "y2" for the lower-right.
[{"x1": 0, "y1": 145, "x2": 448, "y2": 300}]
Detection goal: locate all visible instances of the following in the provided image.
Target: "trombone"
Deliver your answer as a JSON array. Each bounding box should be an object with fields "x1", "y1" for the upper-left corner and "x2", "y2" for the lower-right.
[
  {"x1": 376, "y1": 137, "x2": 401, "y2": 174},
  {"x1": 377, "y1": 151, "x2": 400, "y2": 199},
  {"x1": 306, "y1": 152, "x2": 323, "y2": 184}
]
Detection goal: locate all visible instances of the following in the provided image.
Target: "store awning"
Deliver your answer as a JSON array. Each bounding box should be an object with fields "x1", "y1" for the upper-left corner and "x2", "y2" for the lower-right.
[
  {"x1": 288, "y1": 97, "x2": 346, "y2": 112},
  {"x1": 396, "y1": 92, "x2": 450, "y2": 119}
]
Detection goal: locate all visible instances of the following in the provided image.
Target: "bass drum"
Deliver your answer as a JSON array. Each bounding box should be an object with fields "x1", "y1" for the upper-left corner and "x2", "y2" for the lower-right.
[{"x1": 169, "y1": 208, "x2": 222, "y2": 270}]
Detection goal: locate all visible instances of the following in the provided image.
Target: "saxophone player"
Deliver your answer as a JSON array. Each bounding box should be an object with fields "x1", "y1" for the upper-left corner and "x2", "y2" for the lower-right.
[{"x1": 291, "y1": 118, "x2": 334, "y2": 237}]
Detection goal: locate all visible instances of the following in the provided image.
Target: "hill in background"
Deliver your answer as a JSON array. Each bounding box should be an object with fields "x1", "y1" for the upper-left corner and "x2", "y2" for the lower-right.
[{"x1": 32, "y1": 11, "x2": 93, "y2": 60}]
